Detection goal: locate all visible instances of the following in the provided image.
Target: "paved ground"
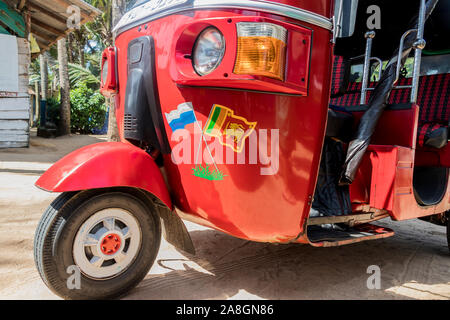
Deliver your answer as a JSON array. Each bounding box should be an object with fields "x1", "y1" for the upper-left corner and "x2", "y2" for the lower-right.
[{"x1": 0, "y1": 131, "x2": 449, "y2": 300}]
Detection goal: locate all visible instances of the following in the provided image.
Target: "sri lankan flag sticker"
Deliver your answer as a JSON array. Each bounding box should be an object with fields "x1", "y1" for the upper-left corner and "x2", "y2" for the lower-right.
[{"x1": 204, "y1": 104, "x2": 257, "y2": 153}]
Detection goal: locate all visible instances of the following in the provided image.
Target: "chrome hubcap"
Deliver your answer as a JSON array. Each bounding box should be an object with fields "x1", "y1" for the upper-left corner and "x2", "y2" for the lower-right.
[{"x1": 73, "y1": 208, "x2": 142, "y2": 279}]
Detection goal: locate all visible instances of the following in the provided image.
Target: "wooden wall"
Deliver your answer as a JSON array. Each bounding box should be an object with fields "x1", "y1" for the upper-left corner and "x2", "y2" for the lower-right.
[{"x1": 0, "y1": 37, "x2": 30, "y2": 148}]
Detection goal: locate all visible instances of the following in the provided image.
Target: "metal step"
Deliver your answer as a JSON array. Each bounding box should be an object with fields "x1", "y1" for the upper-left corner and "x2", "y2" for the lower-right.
[
  {"x1": 308, "y1": 211, "x2": 388, "y2": 227},
  {"x1": 308, "y1": 223, "x2": 394, "y2": 247}
]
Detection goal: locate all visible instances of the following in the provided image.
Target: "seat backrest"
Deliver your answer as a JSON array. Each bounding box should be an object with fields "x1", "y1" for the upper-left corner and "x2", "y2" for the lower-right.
[
  {"x1": 330, "y1": 56, "x2": 350, "y2": 97},
  {"x1": 330, "y1": 73, "x2": 450, "y2": 125},
  {"x1": 417, "y1": 73, "x2": 450, "y2": 124},
  {"x1": 330, "y1": 81, "x2": 376, "y2": 106}
]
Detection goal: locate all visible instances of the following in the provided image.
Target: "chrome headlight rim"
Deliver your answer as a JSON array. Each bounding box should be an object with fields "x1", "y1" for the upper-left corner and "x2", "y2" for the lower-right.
[{"x1": 192, "y1": 26, "x2": 226, "y2": 76}]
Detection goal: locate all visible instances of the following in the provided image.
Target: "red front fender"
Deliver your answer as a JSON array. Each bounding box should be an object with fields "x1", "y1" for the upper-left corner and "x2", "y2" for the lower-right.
[{"x1": 36, "y1": 142, "x2": 172, "y2": 209}]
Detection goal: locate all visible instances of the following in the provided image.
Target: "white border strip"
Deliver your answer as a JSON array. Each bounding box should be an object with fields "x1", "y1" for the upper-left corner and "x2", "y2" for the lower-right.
[{"x1": 114, "y1": 0, "x2": 333, "y2": 36}]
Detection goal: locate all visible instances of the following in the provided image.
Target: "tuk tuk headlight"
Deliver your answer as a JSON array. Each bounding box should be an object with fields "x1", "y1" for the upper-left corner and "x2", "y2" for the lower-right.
[{"x1": 192, "y1": 27, "x2": 225, "y2": 76}]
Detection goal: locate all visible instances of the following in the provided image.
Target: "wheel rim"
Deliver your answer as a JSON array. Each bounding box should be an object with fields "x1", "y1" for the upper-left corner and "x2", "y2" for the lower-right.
[{"x1": 73, "y1": 208, "x2": 142, "y2": 280}]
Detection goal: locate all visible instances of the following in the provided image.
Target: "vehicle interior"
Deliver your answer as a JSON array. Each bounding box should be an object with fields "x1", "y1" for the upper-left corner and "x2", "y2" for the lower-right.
[{"x1": 308, "y1": 0, "x2": 450, "y2": 244}]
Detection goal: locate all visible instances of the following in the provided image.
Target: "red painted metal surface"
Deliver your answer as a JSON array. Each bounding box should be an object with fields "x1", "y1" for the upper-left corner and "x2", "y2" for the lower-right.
[
  {"x1": 351, "y1": 145, "x2": 450, "y2": 220},
  {"x1": 35, "y1": 142, "x2": 172, "y2": 209},
  {"x1": 101, "y1": 234, "x2": 122, "y2": 255},
  {"x1": 37, "y1": 0, "x2": 450, "y2": 246},
  {"x1": 346, "y1": 103, "x2": 450, "y2": 219},
  {"x1": 113, "y1": 6, "x2": 334, "y2": 243},
  {"x1": 37, "y1": 0, "x2": 450, "y2": 247},
  {"x1": 100, "y1": 47, "x2": 118, "y2": 97},
  {"x1": 269, "y1": 0, "x2": 333, "y2": 18},
  {"x1": 350, "y1": 105, "x2": 419, "y2": 149},
  {"x1": 172, "y1": 16, "x2": 312, "y2": 95},
  {"x1": 416, "y1": 143, "x2": 450, "y2": 167}
]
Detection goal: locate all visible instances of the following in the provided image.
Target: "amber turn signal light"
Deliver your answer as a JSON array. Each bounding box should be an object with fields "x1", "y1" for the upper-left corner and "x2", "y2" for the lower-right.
[{"x1": 234, "y1": 22, "x2": 287, "y2": 81}]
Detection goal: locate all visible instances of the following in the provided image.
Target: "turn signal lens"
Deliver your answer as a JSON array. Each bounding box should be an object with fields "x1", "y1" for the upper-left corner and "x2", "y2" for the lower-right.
[{"x1": 234, "y1": 22, "x2": 287, "y2": 81}]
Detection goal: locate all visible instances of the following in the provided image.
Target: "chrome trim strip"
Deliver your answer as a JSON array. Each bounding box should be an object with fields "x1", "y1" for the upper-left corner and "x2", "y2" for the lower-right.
[
  {"x1": 333, "y1": 0, "x2": 344, "y2": 43},
  {"x1": 360, "y1": 31, "x2": 375, "y2": 105},
  {"x1": 410, "y1": 0, "x2": 426, "y2": 104},
  {"x1": 114, "y1": 0, "x2": 333, "y2": 36}
]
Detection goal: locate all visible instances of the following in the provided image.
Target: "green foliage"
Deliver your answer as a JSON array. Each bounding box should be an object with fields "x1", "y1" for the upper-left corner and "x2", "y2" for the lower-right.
[
  {"x1": 29, "y1": 59, "x2": 41, "y2": 85},
  {"x1": 68, "y1": 63, "x2": 101, "y2": 89},
  {"x1": 46, "y1": 97, "x2": 62, "y2": 127},
  {"x1": 192, "y1": 165, "x2": 226, "y2": 181},
  {"x1": 30, "y1": 0, "x2": 136, "y2": 136},
  {"x1": 70, "y1": 84, "x2": 107, "y2": 134}
]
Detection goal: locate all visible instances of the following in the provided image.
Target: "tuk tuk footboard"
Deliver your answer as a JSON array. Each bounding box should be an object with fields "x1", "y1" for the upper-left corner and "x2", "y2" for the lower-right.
[{"x1": 351, "y1": 145, "x2": 450, "y2": 221}]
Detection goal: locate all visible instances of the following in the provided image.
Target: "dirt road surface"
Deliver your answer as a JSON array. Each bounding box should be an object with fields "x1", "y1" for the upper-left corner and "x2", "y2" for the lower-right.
[{"x1": 0, "y1": 131, "x2": 449, "y2": 300}]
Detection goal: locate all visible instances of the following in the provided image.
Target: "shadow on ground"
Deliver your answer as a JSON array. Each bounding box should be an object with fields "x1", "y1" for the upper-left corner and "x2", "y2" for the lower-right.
[
  {"x1": 126, "y1": 219, "x2": 450, "y2": 300},
  {"x1": 0, "y1": 132, "x2": 448, "y2": 300}
]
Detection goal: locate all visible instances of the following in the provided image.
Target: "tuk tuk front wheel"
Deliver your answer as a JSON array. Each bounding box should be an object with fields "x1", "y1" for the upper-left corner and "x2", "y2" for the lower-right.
[
  {"x1": 34, "y1": 190, "x2": 161, "y2": 300},
  {"x1": 447, "y1": 213, "x2": 450, "y2": 253}
]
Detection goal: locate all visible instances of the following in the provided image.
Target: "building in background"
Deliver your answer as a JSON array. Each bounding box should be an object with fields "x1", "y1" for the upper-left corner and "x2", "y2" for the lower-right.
[{"x1": 0, "y1": 0, "x2": 101, "y2": 148}]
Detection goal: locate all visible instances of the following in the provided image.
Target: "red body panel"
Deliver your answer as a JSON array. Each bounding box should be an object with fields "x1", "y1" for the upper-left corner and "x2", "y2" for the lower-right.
[
  {"x1": 113, "y1": 7, "x2": 333, "y2": 243},
  {"x1": 354, "y1": 145, "x2": 450, "y2": 220},
  {"x1": 416, "y1": 144, "x2": 450, "y2": 167},
  {"x1": 37, "y1": 0, "x2": 449, "y2": 246},
  {"x1": 349, "y1": 105, "x2": 450, "y2": 218},
  {"x1": 100, "y1": 47, "x2": 118, "y2": 97},
  {"x1": 350, "y1": 105, "x2": 419, "y2": 149},
  {"x1": 35, "y1": 142, "x2": 172, "y2": 209},
  {"x1": 172, "y1": 16, "x2": 312, "y2": 95},
  {"x1": 269, "y1": 0, "x2": 333, "y2": 17}
]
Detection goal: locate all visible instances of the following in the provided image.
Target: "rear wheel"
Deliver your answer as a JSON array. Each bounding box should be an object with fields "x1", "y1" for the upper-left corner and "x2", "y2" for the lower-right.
[{"x1": 34, "y1": 190, "x2": 161, "y2": 299}]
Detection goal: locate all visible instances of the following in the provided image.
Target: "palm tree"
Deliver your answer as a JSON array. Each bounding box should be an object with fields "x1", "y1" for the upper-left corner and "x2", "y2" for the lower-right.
[
  {"x1": 34, "y1": 0, "x2": 130, "y2": 137},
  {"x1": 85, "y1": 0, "x2": 114, "y2": 47},
  {"x1": 39, "y1": 53, "x2": 48, "y2": 102},
  {"x1": 112, "y1": 0, "x2": 127, "y2": 27},
  {"x1": 68, "y1": 63, "x2": 101, "y2": 88},
  {"x1": 58, "y1": 38, "x2": 71, "y2": 135},
  {"x1": 109, "y1": 0, "x2": 126, "y2": 142},
  {"x1": 84, "y1": 0, "x2": 127, "y2": 141}
]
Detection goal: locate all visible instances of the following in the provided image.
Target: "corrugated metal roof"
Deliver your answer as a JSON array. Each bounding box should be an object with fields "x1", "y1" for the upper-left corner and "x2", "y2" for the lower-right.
[{"x1": 3, "y1": 0, "x2": 101, "y2": 52}]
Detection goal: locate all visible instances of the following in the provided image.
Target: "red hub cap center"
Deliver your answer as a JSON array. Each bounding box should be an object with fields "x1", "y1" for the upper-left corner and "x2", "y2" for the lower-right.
[{"x1": 100, "y1": 234, "x2": 121, "y2": 255}]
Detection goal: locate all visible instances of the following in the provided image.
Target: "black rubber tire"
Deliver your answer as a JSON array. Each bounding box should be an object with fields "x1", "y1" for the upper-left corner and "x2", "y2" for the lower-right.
[
  {"x1": 447, "y1": 214, "x2": 450, "y2": 253},
  {"x1": 34, "y1": 190, "x2": 161, "y2": 300}
]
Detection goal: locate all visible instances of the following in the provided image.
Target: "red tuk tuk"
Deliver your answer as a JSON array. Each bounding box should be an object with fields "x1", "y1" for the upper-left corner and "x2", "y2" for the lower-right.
[{"x1": 34, "y1": 0, "x2": 449, "y2": 299}]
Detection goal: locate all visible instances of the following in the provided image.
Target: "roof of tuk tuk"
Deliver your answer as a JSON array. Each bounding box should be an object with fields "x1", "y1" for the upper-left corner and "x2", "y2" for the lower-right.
[{"x1": 335, "y1": 0, "x2": 450, "y2": 60}]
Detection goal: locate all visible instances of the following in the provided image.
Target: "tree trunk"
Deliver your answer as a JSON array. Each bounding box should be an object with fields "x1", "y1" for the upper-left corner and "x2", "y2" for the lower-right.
[
  {"x1": 79, "y1": 45, "x2": 85, "y2": 67},
  {"x1": 107, "y1": 0, "x2": 126, "y2": 142},
  {"x1": 39, "y1": 53, "x2": 48, "y2": 101},
  {"x1": 73, "y1": 29, "x2": 86, "y2": 67},
  {"x1": 112, "y1": 0, "x2": 126, "y2": 27},
  {"x1": 34, "y1": 81, "x2": 40, "y2": 126},
  {"x1": 58, "y1": 38, "x2": 71, "y2": 136},
  {"x1": 67, "y1": 34, "x2": 74, "y2": 64}
]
